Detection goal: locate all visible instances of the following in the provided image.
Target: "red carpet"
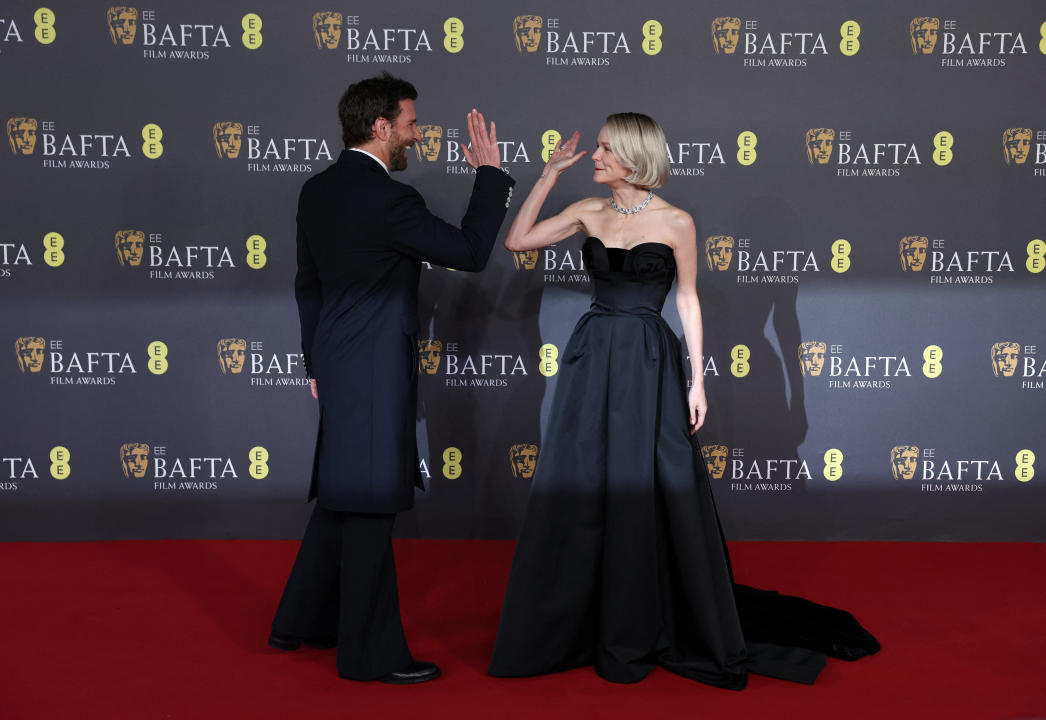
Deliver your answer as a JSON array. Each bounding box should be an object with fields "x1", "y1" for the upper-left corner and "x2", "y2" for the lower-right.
[{"x1": 1, "y1": 541, "x2": 1043, "y2": 719}]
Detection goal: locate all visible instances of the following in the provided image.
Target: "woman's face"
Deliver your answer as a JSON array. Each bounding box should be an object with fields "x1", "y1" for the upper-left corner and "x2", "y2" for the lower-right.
[{"x1": 591, "y1": 126, "x2": 630, "y2": 185}]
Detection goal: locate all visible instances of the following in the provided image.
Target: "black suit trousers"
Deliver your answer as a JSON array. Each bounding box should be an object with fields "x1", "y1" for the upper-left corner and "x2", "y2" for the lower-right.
[{"x1": 271, "y1": 506, "x2": 412, "y2": 679}]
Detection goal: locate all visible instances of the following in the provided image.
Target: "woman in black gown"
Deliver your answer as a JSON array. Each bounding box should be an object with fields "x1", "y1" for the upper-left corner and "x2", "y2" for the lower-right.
[{"x1": 488, "y1": 114, "x2": 877, "y2": 688}]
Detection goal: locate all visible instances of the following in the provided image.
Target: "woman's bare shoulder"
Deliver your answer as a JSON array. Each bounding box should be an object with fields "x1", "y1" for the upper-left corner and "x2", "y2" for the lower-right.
[
  {"x1": 653, "y1": 201, "x2": 695, "y2": 234},
  {"x1": 568, "y1": 196, "x2": 607, "y2": 215}
]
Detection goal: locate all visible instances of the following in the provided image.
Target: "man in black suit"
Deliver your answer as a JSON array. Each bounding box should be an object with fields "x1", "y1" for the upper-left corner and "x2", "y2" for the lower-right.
[{"x1": 269, "y1": 74, "x2": 514, "y2": 684}]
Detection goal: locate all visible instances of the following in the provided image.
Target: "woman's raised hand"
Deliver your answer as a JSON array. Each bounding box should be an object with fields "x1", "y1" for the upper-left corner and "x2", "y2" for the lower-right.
[{"x1": 542, "y1": 131, "x2": 587, "y2": 178}]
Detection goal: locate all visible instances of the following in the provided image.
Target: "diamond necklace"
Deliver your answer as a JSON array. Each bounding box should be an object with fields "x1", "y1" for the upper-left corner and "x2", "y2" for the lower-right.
[{"x1": 610, "y1": 190, "x2": 653, "y2": 215}]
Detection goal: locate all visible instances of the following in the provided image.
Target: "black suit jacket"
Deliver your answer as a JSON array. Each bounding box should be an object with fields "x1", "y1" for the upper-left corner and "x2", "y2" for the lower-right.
[{"x1": 295, "y1": 149, "x2": 515, "y2": 512}]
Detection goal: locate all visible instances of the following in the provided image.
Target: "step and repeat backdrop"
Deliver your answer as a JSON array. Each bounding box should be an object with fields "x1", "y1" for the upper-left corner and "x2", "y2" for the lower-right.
[{"x1": 2, "y1": 1, "x2": 1044, "y2": 541}]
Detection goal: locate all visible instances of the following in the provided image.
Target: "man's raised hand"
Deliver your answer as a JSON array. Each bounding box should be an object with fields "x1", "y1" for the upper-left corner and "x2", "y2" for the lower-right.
[{"x1": 461, "y1": 108, "x2": 501, "y2": 169}]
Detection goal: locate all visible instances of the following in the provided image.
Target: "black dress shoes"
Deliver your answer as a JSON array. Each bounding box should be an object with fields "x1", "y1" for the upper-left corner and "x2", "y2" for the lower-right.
[
  {"x1": 374, "y1": 660, "x2": 441, "y2": 685},
  {"x1": 267, "y1": 631, "x2": 337, "y2": 651}
]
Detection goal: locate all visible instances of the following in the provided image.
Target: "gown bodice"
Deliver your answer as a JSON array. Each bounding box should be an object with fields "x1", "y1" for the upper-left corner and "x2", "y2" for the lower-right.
[{"x1": 583, "y1": 236, "x2": 675, "y2": 316}]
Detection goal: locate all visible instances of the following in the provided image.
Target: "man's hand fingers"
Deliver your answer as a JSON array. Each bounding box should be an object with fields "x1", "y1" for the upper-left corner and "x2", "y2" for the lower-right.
[
  {"x1": 463, "y1": 109, "x2": 501, "y2": 167},
  {"x1": 470, "y1": 110, "x2": 486, "y2": 144},
  {"x1": 463, "y1": 112, "x2": 476, "y2": 164},
  {"x1": 465, "y1": 111, "x2": 488, "y2": 167}
]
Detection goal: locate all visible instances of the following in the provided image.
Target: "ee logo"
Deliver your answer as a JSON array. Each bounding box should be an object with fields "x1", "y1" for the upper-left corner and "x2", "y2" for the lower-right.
[
  {"x1": 1026, "y1": 239, "x2": 1044, "y2": 274},
  {"x1": 1015, "y1": 449, "x2": 1034, "y2": 483},
  {"x1": 147, "y1": 341, "x2": 168, "y2": 375},
  {"x1": 933, "y1": 131, "x2": 953, "y2": 166},
  {"x1": 641, "y1": 20, "x2": 662, "y2": 56},
  {"x1": 50, "y1": 446, "x2": 70, "y2": 479},
  {"x1": 737, "y1": 131, "x2": 757, "y2": 166},
  {"x1": 541, "y1": 130, "x2": 562, "y2": 163},
  {"x1": 442, "y1": 447, "x2": 462, "y2": 479},
  {"x1": 538, "y1": 343, "x2": 559, "y2": 377},
  {"x1": 242, "y1": 14, "x2": 262, "y2": 49},
  {"x1": 839, "y1": 20, "x2": 860, "y2": 56},
  {"x1": 922, "y1": 345, "x2": 942, "y2": 378},
  {"x1": 142, "y1": 124, "x2": 163, "y2": 159},
  {"x1": 246, "y1": 234, "x2": 267, "y2": 269},
  {"x1": 249, "y1": 446, "x2": 269, "y2": 479},
  {"x1": 823, "y1": 449, "x2": 844, "y2": 481},
  {"x1": 43, "y1": 231, "x2": 65, "y2": 267},
  {"x1": 444, "y1": 17, "x2": 463, "y2": 53},
  {"x1": 831, "y1": 239, "x2": 851, "y2": 273},
  {"x1": 730, "y1": 344, "x2": 750, "y2": 378},
  {"x1": 35, "y1": 7, "x2": 56, "y2": 44}
]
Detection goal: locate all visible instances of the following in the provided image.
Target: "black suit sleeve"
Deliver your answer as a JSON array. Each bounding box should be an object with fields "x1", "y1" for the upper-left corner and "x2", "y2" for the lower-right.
[
  {"x1": 385, "y1": 165, "x2": 515, "y2": 271},
  {"x1": 294, "y1": 187, "x2": 322, "y2": 377}
]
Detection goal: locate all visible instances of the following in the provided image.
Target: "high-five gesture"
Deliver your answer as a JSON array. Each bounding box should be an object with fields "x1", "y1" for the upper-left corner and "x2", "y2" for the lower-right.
[
  {"x1": 542, "y1": 131, "x2": 587, "y2": 178},
  {"x1": 461, "y1": 108, "x2": 500, "y2": 169}
]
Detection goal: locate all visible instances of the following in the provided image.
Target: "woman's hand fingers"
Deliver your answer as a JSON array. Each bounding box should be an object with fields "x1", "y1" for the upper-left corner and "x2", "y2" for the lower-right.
[{"x1": 689, "y1": 387, "x2": 707, "y2": 434}]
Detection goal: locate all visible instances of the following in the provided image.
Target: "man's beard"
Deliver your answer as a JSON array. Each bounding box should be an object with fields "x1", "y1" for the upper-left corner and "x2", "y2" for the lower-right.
[{"x1": 389, "y1": 138, "x2": 411, "y2": 171}]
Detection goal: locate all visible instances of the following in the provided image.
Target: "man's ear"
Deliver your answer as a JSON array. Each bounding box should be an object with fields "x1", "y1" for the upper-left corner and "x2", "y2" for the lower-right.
[{"x1": 373, "y1": 117, "x2": 390, "y2": 142}]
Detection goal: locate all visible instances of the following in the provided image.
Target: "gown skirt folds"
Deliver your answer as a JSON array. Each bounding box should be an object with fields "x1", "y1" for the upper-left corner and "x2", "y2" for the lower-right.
[{"x1": 488, "y1": 237, "x2": 878, "y2": 688}]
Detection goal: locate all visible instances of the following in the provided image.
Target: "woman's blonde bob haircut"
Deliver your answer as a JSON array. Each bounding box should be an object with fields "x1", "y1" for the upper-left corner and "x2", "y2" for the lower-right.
[{"x1": 604, "y1": 112, "x2": 670, "y2": 190}]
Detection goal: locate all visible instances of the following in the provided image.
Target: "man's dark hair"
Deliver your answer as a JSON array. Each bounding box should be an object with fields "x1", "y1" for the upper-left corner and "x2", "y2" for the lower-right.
[{"x1": 338, "y1": 73, "x2": 418, "y2": 148}]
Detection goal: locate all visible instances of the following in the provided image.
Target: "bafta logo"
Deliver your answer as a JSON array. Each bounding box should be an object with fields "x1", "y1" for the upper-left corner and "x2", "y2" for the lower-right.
[
  {"x1": 313, "y1": 11, "x2": 343, "y2": 49},
  {"x1": 711, "y1": 17, "x2": 741, "y2": 55},
  {"x1": 213, "y1": 122, "x2": 244, "y2": 159},
  {"x1": 217, "y1": 338, "x2": 247, "y2": 374},
  {"x1": 704, "y1": 235, "x2": 735, "y2": 271},
  {"x1": 909, "y1": 17, "x2": 939, "y2": 54},
  {"x1": 120, "y1": 443, "x2": 150, "y2": 478},
  {"x1": 15, "y1": 337, "x2": 45, "y2": 373},
  {"x1": 701, "y1": 444, "x2": 728, "y2": 480},
  {"x1": 513, "y1": 250, "x2": 538, "y2": 270},
  {"x1": 414, "y1": 125, "x2": 443, "y2": 162},
  {"x1": 107, "y1": 6, "x2": 138, "y2": 45},
  {"x1": 798, "y1": 341, "x2": 826, "y2": 377},
  {"x1": 114, "y1": 230, "x2": 145, "y2": 267},
  {"x1": 805, "y1": 128, "x2": 835, "y2": 165},
  {"x1": 509, "y1": 443, "x2": 538, "y2": 479},
  {"x1": 899, "y1": 236, "x2": 928, "y2": 272},
  {"x1": 1003, "y1": 128, "x2": 1032, "y2": 165},
  {"x1": 7, "y1": 117, "x2": 38, "y2": 155},
  {"x1": 991, "y1": 342, "x2": 1020, "y2": 377},
  {"x1": 418, "y1": 339, "x2": 442, "y2": 375},
  {"x1": 890, "y1": 445, "x2": 919, "y2": 480},
  {"x1": 513, "y1": 15, "x2": 542, "y2": 53}
]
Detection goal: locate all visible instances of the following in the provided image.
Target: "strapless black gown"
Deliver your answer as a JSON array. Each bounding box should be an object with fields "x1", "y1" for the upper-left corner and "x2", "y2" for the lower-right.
[{"x1": 489, "y1": 237, "x2": 878, "y2": 688}]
